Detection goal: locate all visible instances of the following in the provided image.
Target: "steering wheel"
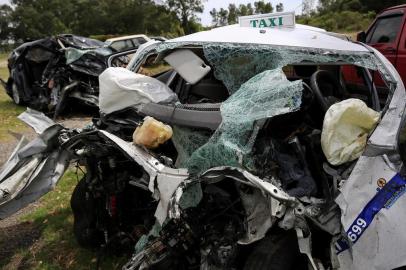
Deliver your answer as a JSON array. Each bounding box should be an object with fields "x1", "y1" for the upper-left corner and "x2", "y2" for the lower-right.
[
  {"x1": 301, "y1": 82, "x2": 315, "y2": 111},
  {"x1": 310, "y1": 70, "x2": 345, "y2": 113}
]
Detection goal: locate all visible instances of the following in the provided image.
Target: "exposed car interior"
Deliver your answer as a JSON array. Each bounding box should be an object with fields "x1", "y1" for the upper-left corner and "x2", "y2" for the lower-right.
[
  {"x1": 86, "y1": 47, "x2": 388, "y2": 269},
  {"x1": 129, "y1": 49, "x2": 384, "y2": 132},
  {"x1": 98, "y1": 48, "x2": 386, "y2": 149},
  {"x1": 98, "y1": 47, "x2": 386, "y2": 201}
]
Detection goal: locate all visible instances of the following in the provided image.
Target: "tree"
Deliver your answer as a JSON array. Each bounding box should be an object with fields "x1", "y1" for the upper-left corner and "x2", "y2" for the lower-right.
[
  {"x1": 210, "y1": 1, "x2": 276, "y2": 27},
  {"x1": 7, "y1": 0, "x2": 185, "y2": 42},
  {"x1": 10, "y1": 0, "x2": 71, "y2": 41},
  {"x1": 166, "y1": 0, "x2": 204, "y2": 34},
  {"x1": 357, "y1": 0, "x2": 404, "y2": 13},
  {"x1": 218, "y1": 8, "x2": 229, "y2": 26},
  {"x1": 0, "y1": 4, "x2": 12, "y2": 43},
  {"x1": 210, "y1": 8, "x2": 219, "y2": 26},
  {"x1": 210, "y1": 7, "x2": 229, "y2": 27},
  {"x1": 209, "y1": 8, "x2": 219, "y2": 27},
  {"x1": 317, "y1": 0, "x2": 404, "y2": 13},
  {"x1": 227, "y1": 4, "x2": 238, "y2": 24},
  {"x1": 276, "y1": 3, "x2": 284, "y2": 12},
  {"x1": 254, "y1": 1, "x2": 273, "y2": 14},
  {"x1": 302, "y1": 0, "x2": 315, "y2": 16},
  {"x1": 238, "y1": 3, "x2": 254, "y2": 16}
]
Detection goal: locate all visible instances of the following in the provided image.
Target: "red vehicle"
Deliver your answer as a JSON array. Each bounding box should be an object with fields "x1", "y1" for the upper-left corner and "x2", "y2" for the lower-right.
[
  {"x1": 358, "y1": 4, "x2": 406, "y2": 81},
  {"x1": 343, "y1": 4, "x2": 406, "y2": 104}
]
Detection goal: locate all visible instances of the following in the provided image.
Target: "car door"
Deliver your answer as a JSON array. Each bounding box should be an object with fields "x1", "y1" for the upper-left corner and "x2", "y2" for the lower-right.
[
  {"x1": 365, "y1": 11, "x2": 405, "y2": 85},
  {"x1": 366, "y1": 11, "x2": 405, "y2": 66},
  {"x1": 395, "y1": 8, "x2": 406, "y2": 82}
]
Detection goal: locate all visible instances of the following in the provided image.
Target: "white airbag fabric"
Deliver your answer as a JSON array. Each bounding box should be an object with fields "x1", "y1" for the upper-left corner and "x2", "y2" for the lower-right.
[
  {"x1": 321, "y1": 99, "x2": 380, "y2": 165},
  {"x1": 164, "y1": 49, "x2": 211, "y2": 84},
  {"x1": 99, "y1": 67, "x2": 177, "y2": 114}
]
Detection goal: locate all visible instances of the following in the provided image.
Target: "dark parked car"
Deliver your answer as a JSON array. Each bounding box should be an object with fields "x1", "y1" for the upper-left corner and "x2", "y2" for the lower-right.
[{"x1": 1, "y1": 34, "x2": 125, "y2": 117}]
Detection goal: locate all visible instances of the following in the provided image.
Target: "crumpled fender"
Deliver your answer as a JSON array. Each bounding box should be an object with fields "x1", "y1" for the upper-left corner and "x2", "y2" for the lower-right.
[{"x1": 0, "y1": 109, "x2": 69, "y2": 219}]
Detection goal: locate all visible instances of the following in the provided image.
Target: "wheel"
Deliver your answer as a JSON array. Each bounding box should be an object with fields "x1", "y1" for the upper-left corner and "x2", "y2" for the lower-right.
[
  {"x1": 11, "y1": 82, "x2": 24, "y2": 105},
  {"x1": 70, "y1": 178, "x2": 104, "y2": 248},
  {"x1": 243, "y1": 230, "x2": 307, "y2": 270}
]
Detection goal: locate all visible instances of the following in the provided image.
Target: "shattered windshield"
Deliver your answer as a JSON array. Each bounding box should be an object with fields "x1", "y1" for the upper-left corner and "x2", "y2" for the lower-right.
[
  {"x1": 130, "y1": 42, "x2": 391, "y2": 175},
  {"x1": 185, "y1": 69, "x2": 302, "y2": 174},
  {"x1": 65, "y1": 47, "x2": 112, "y2": 65},
  {"x1": 155, "y1": 42, "x2": 392, "y2": 91}
]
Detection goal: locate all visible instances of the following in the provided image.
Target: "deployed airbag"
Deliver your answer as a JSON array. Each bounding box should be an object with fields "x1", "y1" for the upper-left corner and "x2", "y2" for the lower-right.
[
  {"x1": 99, "y1": 67, "x2": 178, "y2": 114},
  {"x1": 321, "y1": 99, "x2": 380, "y2": 165}
]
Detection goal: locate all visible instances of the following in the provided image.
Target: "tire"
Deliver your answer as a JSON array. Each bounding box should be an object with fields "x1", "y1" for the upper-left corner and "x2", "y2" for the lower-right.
[
  {"x1": 70, "y1": 178, "x2": 103, "y2": 248},
  {"x1": 243, "y1": 230, "x2": 307, "y2": 270},
  {"x1": 11, "y1": 82, "x2": 24, "y2": 105}
]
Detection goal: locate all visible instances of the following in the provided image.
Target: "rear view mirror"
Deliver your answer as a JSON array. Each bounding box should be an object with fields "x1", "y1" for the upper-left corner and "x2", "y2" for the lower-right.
[{"x1": 356, "y1": 31, "x2": 366, "y2": 43}]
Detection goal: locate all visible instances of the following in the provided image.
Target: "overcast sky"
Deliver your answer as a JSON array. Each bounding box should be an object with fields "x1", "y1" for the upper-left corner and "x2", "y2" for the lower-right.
[{"x1": 0, "y1": 0, "x2": 307, "y2": 26}]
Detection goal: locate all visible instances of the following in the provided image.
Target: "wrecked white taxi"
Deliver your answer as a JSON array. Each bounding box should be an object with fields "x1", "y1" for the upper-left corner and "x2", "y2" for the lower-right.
[{"x1": 1, "y1": 12, "x2": 406, "y2": 270}]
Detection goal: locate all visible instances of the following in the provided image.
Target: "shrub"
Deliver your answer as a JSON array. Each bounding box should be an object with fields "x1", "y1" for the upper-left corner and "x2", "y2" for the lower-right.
[{"x1": 297, "y1": 11, "x2": 375, "y2": 32}]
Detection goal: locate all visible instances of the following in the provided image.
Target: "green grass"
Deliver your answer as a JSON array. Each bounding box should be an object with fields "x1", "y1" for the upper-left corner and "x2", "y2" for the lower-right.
[
  {"x1": 0, "y1": 52, "x2": 28, "y2": 142},
  {"x1": 0, "y1": 169, "x2": 126, "y2": 269}
]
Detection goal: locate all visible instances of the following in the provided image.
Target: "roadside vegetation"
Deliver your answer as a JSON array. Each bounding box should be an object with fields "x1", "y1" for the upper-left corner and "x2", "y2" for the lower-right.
[
  {"x1": 0, "y1": 170, "x2": 126, "y2": 269},
  {"x1": 297, "y1": 0, "x2": 403, "y2": 32},
  {"x1": 297, "y1": 10, "x2": 375, "y2": 32},
  {"x1": 0, "y1": 53, "x2": 28, "y2": 141}
]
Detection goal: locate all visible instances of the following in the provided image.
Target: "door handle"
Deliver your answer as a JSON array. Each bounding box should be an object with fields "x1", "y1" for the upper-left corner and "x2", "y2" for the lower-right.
[{"x1": 383, "y1": 47, "x2": 397, "y2": 54}]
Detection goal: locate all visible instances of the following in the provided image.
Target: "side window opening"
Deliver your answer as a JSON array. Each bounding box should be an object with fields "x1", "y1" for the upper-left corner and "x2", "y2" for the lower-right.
[
  {"x1": 133, "y1": 37, "x2": 147, "y2": 47},
  {"x1": 110, "y1": 40, "x2": 125, "y2": 51},
  {"x1": 366, "y1": 15, "x2": 403, "y2": 44},
  {"x1": 110, "y1": 40, "x2": 134, "y2": 52},
  {"x1": 137, "y1": 54, "x2": 172, "y2": 77},
  {"x1": 341, "y1": 65, "x2": 389, "y2": 109},
  {"x1": 137, "y1": 49, "x2": 386, "y2": 113}
]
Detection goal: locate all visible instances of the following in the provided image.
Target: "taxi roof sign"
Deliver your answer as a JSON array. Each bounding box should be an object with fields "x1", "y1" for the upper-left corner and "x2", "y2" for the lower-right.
[{"x1": 239, "y1": 11, "x2": 295, "y2": 28}]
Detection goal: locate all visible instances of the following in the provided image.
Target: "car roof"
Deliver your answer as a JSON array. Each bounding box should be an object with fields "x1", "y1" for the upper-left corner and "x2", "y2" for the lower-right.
[
  {"x1": 106, "y1": 34, "x2": 150, "y2": 42},
  {"x1": 167, "y1": 24, "x2": 369, "y2": 52},
  {"x1": 378, "y1": 4, "x2": 406, "y2": 17},
  {"x1": 381, "y1": 4, "x2": 406, "y2": 12}
]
